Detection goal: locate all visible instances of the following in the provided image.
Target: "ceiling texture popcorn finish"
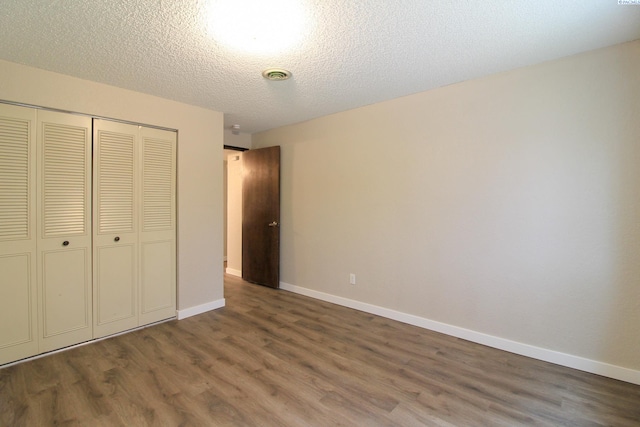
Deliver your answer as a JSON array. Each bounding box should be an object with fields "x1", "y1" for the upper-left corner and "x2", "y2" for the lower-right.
[{"x1": 0, "y1": 1, "x2": 639, "y2": 134}]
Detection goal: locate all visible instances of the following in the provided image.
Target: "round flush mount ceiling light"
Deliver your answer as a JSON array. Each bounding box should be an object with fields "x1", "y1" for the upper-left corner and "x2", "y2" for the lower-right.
[
  {"x1": 206, "y1": 0, "x2": 308, "y2": 55},
  {"x1": 262, "y1": 68, "x2": 292, "y2": 81}
]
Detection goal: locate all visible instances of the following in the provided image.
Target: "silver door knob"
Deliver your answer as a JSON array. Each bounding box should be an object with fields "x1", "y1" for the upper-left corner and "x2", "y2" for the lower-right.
[{"x1": 268, "y1": 221, "x2": 279, "y2": 227}]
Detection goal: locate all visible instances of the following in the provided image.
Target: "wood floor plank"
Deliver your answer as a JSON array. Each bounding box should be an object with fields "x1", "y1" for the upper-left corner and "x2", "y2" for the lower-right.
[{"x1": 1, "y1": 272, "x2": 640, "y2": 426}]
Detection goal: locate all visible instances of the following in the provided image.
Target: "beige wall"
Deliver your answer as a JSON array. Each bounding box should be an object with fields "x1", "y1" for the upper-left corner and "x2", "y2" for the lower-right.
[
  {"x1": 224, "y1": 129, "x2": 252, "y2": 149},
  {"x1": 253, "y1": 41, "x2": 640, "y2": 376},
  {"x1": 0, "y1": 59, "x2": 225, "y2": 313}
]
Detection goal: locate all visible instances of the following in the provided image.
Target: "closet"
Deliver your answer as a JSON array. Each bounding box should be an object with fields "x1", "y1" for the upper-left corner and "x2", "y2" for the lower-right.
[{"x1": 0, "y1": 103, "x2": 176, "y2": 365}]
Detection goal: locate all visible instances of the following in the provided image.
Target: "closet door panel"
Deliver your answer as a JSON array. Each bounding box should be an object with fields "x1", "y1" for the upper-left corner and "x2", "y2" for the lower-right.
[
  {"x1": 0, "y1": 254, "x2": 36, "y2": 363},
  {"x1": 40, "y1": 248, "x2": 91, "y2": 349},
  {"x1": 139, "y1": 127, "x2": 176, "y2": 324},
  {"x1": 0, "y1": 104, "x2": 38, "y2": 365},
  {"x1": 93, "y1": 120, "x2": 139, "y2": 338},
  {"x1": 140, "y1": 240, "x2": 174, "y2": 322},
  {"x1": 94, "y1": 243, "x2": 136, "y2": 330},
  {"x1": 37, "y1": 110, "x2": 92, "y2": 352}
]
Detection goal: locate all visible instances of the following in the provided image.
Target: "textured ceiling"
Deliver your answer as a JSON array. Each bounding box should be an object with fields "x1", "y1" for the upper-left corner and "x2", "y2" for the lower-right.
[{"x1": 1, "y1": 1, "x2": 639, "y2": 134}]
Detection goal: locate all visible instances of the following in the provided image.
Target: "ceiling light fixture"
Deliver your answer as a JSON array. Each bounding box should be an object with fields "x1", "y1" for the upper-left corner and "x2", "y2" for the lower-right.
[
  {"x1": 206, "y1": 0, "x2": 307, "y2": 55},
  {"x1": 262, "y1": 68, "x2": 292, "y2": 81}
]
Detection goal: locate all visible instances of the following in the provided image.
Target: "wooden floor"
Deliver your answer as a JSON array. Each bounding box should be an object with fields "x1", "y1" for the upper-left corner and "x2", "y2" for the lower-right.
[{"x1": 1, "y1": 274, "x2": 639, "y2": 426}]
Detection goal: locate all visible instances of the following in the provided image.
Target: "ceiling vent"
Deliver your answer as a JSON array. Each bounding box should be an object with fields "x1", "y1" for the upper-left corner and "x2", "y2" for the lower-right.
[{"x1": 262, "y1": 68, "x2": 291, "y2": 81}]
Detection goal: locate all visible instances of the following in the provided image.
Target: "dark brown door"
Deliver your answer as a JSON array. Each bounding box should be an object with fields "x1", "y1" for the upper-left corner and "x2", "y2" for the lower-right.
[{"x1": 242, "y1": 146, "x2": 280, "y2": 288}]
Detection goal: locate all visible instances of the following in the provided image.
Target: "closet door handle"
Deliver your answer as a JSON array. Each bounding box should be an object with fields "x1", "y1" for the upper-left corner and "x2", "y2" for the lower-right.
[
  {"x1": 114, "y1": 236, "x2": 120, "y2": 242},
  {"x1": 62, "y1": 241, "x2": 70, "y2": 246}
]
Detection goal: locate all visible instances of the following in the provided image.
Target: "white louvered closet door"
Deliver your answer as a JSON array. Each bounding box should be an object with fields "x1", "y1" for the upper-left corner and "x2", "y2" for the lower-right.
[
  {"x1": 139, "y1": 126, "x2": 176, "y2": 325},
  {"x1": 37, "y1": 110, "x2": 92, "y2": 352},
  {"x1": 0, "y1": 104, "x2": 38, "y2": 365},
  {"x1": 93, "y1": 120, "x2": 139, "y2": 338}
]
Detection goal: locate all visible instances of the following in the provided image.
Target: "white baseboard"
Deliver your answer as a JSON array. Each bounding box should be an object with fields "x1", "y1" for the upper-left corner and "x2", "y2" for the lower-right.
[
  {"x1": 225, "y1": 267, "x2": 242, "y2": 277},
  {"x1": 177, "y1": 298, "x2": 225, "y2": 320},
  {"x1": 280, "y1": 281, "x2": 640, "y2": 386}
]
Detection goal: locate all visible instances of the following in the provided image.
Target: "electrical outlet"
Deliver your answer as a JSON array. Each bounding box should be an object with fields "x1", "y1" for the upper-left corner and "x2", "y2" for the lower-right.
[{"x1": 350, "y1": 273, "x2": 356, "y2": 285}]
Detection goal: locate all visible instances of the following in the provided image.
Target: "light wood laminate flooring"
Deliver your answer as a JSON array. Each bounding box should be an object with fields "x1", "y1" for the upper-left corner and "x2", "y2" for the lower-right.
[{"x1": 1, "y1": 273, "x2": 639, "y2": 426}]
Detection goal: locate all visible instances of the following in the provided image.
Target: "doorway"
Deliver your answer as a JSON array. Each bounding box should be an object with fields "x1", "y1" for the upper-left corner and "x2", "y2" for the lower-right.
[
  {"x1": 224, "y1": 145, "x2": 281, "y2": 288},
  {"x1": 224, "y1": 146, "x2": 246, "y2": 277}
]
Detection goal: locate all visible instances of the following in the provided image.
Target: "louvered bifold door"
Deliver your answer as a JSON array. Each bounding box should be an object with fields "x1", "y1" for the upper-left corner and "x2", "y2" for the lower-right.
[
  {"x1": 93, "y1": 120, "x2": 139, "y2": 338},
  {"x1": 0, "y1": 104, "x2": 38, "y2": 365},
  {"x1": 37, "y1": 110, "x2": 92, "y2": 352},
  {"x1": 139, "y1": 127, "x2": 176, "y2": 325}
]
